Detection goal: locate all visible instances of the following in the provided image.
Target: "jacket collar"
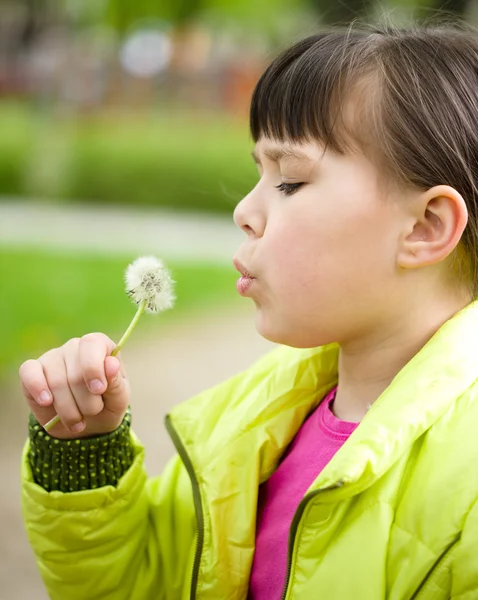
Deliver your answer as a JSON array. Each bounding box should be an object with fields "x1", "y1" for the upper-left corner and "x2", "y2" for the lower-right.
[{"x1": 170, "y1": 300, "x2": 478, "y2": 492}]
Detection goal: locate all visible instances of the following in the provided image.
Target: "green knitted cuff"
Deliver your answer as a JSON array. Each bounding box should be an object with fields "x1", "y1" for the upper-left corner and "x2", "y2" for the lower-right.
[{"x1": 28, "y1": 408, "x2": 134, "y2": 493}]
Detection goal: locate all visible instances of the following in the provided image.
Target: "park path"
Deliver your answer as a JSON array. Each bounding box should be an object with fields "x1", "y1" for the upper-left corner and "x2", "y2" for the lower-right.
[
  {"x1": 0, "y1": 199, "x2": 242, "y2": 262},
  {"x1": 0, "y1": 198, "x2": 276, "y2": 598}
]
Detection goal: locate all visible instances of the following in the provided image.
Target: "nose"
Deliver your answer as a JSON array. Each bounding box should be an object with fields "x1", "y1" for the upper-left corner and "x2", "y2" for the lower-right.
[{"x1": 233, "y1": 187, "x2": 266, "y2": 237}]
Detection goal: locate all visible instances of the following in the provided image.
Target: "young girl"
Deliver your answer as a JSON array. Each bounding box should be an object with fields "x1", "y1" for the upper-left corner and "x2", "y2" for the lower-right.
[{"x1": 19, "y1": 22, "x2": 478, "y2": 600}]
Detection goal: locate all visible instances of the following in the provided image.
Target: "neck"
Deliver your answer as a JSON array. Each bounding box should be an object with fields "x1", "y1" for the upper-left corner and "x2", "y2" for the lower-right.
[{"x1": 332, "y1": 295, "x2": 471, "y2": 423}]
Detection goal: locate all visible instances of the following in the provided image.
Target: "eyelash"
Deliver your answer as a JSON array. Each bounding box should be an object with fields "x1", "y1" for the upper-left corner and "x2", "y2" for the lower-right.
[{"x1": 275, "y1": 182, "x2": 304, "y2": 196}]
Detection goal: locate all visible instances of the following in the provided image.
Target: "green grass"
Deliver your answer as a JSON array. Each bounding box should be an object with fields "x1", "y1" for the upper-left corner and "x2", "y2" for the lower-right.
[
  {"x1": 0, "y1": 102, "x2": 258, "y2": 214},
  {"x1": 0, "y1": 103, "x2": 35, "y2": 195},
  {"x1": 0, "y1": 248, "x2": 239, "y2": 381}
]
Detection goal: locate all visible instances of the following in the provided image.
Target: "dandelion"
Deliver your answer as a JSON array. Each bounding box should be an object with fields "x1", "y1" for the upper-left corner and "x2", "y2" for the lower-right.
[
  {"x1": 125, "y1": 256, "x2": 175, "y2": 313},
  {"x1": 43, "y1": 256, "x2": 175, "y2": 432},
  {"x1": 113, "y1": 256, "x2": 175, "y2": 356}
]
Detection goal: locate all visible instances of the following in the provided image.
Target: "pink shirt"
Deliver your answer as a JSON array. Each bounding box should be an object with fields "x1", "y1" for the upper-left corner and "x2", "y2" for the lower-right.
[{"x1": 248, "y1": 387, "x2": 359, "y2": 599}]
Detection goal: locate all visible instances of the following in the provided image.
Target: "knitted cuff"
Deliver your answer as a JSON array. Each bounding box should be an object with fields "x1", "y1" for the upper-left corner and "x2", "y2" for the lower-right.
[{"x1": 28, "y1": 408, "x2": 134, "y2": 493}]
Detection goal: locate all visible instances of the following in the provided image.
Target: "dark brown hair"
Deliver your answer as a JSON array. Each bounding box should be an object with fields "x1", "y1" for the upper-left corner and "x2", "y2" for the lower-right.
[{"x1": 250, "y1": 23, "x2": 478, "y2": 294}]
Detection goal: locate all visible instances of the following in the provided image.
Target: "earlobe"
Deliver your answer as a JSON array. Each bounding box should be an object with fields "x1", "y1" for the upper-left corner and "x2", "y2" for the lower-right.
[{"x1": 397, "y1": 185, "x2": 468, "y2": 269}]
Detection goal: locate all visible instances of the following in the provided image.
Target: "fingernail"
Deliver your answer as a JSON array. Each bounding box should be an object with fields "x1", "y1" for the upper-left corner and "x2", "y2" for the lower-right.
[
  {"x1": 89, "y1": 379, "x2": 104, "y2": 394},
  {"x1": 39, "y1": 391, "x2": 51, "y2": 405},
  {"x1": 71, "y1": 421, "x2": 85, "y2": 433}
]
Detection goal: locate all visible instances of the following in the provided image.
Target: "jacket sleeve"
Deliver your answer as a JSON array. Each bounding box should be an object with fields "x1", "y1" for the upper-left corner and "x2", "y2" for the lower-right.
[
  {"x1": 21, "y1": 432, "x2": 197, "y2": 600},
  {"x1": 451, "y1": 496, "x2": 478, "y2": 599}
]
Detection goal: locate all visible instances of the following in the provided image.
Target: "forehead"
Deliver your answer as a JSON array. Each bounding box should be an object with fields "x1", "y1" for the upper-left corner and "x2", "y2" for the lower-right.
[{"x1": 252, "y1": 139, "x2": 324, "y2": 164}]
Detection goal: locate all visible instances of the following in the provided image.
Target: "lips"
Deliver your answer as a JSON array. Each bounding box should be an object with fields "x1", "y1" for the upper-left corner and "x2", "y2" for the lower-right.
[
  {"x1": 233, "y1": 259, "x2": 255, "y2": 279},
  {"x1": 233, "y1": 258, "x2": 256, "y2": 296}
]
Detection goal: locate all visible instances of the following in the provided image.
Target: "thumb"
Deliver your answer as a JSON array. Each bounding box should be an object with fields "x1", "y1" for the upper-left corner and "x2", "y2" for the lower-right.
[{"x1": 102, "y1": 355, "x2": 130, "y2": 413}]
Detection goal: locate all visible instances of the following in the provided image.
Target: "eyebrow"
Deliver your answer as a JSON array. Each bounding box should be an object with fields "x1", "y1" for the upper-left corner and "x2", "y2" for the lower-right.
[{"x1": 251, "y1": 147, "x2": 312, "y2": 164}]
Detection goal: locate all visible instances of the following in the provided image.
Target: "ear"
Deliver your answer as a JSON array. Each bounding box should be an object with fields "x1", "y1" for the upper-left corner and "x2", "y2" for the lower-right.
[{"x1": 397, "y1": 185, "x2": 468, "y2": 269}]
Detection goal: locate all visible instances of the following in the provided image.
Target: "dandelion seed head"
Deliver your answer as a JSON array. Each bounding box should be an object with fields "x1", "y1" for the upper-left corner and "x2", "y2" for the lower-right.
[{"x1": 125, "y1": 256, "x2": 175, "y2": 313}]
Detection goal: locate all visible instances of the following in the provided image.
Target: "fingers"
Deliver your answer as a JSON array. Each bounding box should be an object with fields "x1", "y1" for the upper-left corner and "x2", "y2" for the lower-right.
[
  {"x1": 19, "y1": 332, "x2": 130, "y2": 438},
  {"x1": 41, "y1": 349, "x2": 85, "y2": 432},
  {"x1": 19, "y1": 359, "x2": 53, "y2": 408},
  {"x1": 78, "y1": 333, "x2": 115, "y2": 395},
  {"x1": 79, "y1": 334, "x2": 130, "y2": 413},
  {"x1": 19, "y1": 360, "x2": 58, "y2": 426},
  {"x1": 20, "y1": 352, "x2": 84, "y2": 432},
  {"x1": 104, "y1": 354, "x2": 121, "y2": 381},
  {"x1": 102, "y1": 354, "x2": 131, "y2": 415},
  {"x1": 64, "y1": 340, "x2": 104, "y2": 419}
]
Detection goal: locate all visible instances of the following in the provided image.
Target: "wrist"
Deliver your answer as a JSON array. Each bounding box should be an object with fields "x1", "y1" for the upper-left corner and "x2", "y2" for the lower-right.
[{"x1": 28, "y1": 407, "x2": 134, "y2": 492}]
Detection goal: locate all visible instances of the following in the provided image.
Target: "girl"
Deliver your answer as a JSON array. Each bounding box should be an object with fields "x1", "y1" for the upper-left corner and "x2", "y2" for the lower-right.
[{"x1": 20, "y1": 22, "x2": 478, "y2": 599}]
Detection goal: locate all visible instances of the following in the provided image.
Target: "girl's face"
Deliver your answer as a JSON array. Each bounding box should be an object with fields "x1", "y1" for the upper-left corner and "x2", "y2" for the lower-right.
[{"x1": 233, "y1": 136, "x2": 407, "y2": 348}]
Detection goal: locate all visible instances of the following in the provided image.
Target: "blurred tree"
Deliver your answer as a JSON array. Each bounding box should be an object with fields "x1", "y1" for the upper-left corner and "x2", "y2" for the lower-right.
[
  {"x1": 304, "y1": 0, "x2": 375, "y2": 25},
  {"x1": 426, "y1": 0, "x2": 470, "y2": 17},
  {"x1": 105, "y1": 0, "x2": 207, "y2": 34},
  {"x1": 18, "y1": 0, "x2": 43, "y2": 47},
  {"x1": 98, "y1": 0, "x2": 293, "y2": 36},
  {"x1": 0, "y1": 0, "x2": 55, "y2": 50},
  {"x1": 305, "y1": 0, "x2": 471, "y2": 25}
]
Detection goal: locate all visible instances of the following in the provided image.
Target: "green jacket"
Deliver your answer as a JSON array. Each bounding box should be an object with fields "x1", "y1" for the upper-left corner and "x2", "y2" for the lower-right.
[{"x1": 22, "y1": 302, "x2": 478, "y2": 599}]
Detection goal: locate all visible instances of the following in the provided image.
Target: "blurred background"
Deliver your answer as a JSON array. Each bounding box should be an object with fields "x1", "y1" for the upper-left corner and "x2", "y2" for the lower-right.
[{"x1": 1, "y1": 0, "x2": 477, "y2": 597}]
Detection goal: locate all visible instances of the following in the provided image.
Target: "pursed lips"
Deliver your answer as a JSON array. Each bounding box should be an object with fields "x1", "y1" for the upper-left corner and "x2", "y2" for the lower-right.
[{"x1": 233, "y1": 258, "x2": 256, "y2": 279}]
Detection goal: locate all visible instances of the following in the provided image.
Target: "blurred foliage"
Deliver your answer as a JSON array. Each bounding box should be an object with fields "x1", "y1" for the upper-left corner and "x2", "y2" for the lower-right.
[
  {"x1": 0, "y1": 248, "x2": 239, "y2": 380},
  {"x1": 67, "y1": 0, "x2": 293, "y2": 35},
  {"x1": 0, "y1": 103, "x2": 258, "y2": 213},
  {"x1": 105, "y1": 0, "x2": 204, "y2": 31},
  {"x1": 304, "y1": 0, "x2": 471, "y2": 24},
  {"x1": 71, "y1": 0, "x2": 473, "y2": 34}
]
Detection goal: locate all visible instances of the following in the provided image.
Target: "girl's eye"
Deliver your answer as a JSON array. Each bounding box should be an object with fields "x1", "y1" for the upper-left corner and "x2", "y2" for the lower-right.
[{"x1": 275, "y1": 182, "x2": 304, "y2": 196}]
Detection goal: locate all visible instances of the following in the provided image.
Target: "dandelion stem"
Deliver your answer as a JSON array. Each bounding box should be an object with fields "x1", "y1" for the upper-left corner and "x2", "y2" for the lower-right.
[
  {"x1": 111, "y1": 300, "x2": 146, "y2": 357},
  {"x1": 43, "y1": 414, "x2": 60, "y2": 432}
]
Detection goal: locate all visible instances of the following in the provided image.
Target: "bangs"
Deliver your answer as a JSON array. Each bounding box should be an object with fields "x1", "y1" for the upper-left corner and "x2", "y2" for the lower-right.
[{"x1": 249, "y1": 31, "x2": 378, "y2": 153}]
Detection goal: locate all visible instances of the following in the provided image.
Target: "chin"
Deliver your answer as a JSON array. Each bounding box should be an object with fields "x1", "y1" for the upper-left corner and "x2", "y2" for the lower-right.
[{"x1": 255, "y1": 313, "x2": 334, "y2": 348}]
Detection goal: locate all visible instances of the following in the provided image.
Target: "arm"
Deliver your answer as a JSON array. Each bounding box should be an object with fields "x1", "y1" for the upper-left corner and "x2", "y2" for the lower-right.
[
  {"x1": 21, "y1": 417, "x2": 197, "y2": 600},
  {"x1": 451, "y1": 497, "x2": 478, "y2": 599}
]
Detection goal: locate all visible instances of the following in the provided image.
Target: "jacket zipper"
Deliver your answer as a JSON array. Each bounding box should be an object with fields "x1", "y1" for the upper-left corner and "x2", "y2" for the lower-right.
[
  {"x1": 409, "y1": 535, "x2": 460, "y2": 599},
  {"x1": 280, "y1": 480, "x2": 345, "y2": 600},
  {"x1": 165, "y1": 415, "x2": 204, "y2": 600},
  {"x1": 166, "y1": 414, "x2": 345, "y2": 600}
]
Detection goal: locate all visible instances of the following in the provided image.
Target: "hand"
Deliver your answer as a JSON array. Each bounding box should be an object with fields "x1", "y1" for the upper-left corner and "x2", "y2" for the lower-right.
[{"x1": 19, "y1": 333, "x2": 131, "y2": 439}]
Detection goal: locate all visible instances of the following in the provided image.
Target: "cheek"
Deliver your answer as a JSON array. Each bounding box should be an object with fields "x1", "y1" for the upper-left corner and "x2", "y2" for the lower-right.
[
  {"x1": 263, "y1": 224, "x2": 312, "y2": 285},
  {"x1": 265, "y1": 207, "x2": 396, "y2": 299},
  {"x1": 261, "y1": 227, "x2": 329, "y2": 310}
]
